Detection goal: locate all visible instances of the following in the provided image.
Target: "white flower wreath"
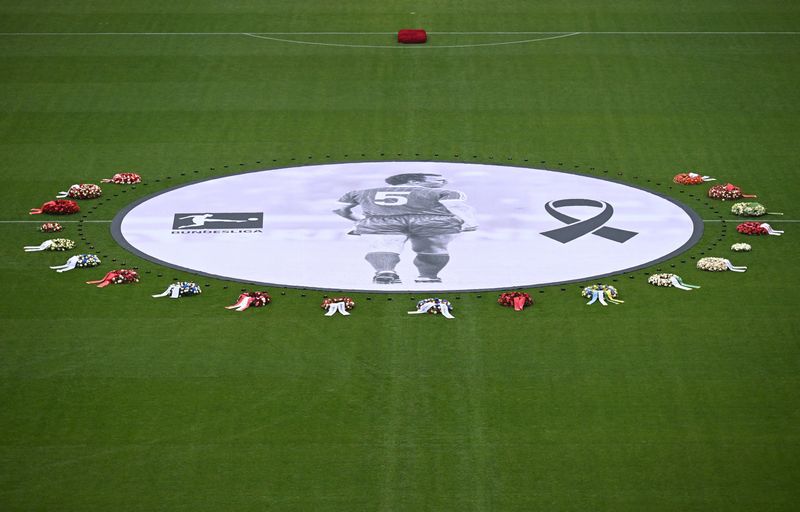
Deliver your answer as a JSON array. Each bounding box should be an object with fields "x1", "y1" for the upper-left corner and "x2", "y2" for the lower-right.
[{"x1": 696, "y1": 257, "x2": 747, "y2": 272}]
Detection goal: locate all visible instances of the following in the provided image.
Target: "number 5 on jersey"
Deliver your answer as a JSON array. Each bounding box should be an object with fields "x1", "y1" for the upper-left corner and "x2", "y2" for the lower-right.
[{"x1": 373, "y1": 191, "x2": 410, "y2": 206}]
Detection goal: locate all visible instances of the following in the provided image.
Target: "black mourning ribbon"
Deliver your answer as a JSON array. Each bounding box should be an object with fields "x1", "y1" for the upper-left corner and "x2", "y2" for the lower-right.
[{"x1": 541, "y1": 199, "x2": 638, "y2": 243}]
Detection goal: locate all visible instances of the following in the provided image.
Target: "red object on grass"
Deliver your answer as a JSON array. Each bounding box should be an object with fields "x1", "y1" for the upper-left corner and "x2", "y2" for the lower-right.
[
  {"x1": 736, "y1": 222, "x2": 769, "y2": 235},
  {"x1": 498, "y1": 291, "x2": 533, "y2": 311},
  {"x1": 398, "y1": 29, "x2": 427, "y2": 44},
  {"x1": 29, "y1": 199, "x2": 80, "y2": 215}
]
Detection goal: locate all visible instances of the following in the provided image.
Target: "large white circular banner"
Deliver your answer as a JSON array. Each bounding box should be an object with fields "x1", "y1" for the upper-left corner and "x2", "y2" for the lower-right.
[{"x1": 113, "y1": 162, "x2": 702, "y2": 291}]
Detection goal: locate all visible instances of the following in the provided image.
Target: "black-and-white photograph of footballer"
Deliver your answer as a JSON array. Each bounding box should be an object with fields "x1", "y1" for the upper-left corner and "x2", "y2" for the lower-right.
[{"x1": 333, "y1": 173, "x2": 477, "y2": 285}]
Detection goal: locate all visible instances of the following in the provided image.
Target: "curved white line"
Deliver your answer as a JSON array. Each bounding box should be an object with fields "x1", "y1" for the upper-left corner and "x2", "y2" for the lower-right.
[{"x1": 242, "y1": 32, "x2": 581, "y2": 49}]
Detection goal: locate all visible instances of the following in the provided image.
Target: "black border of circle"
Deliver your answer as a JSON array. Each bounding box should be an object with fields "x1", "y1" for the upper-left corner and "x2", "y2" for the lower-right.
[{"x1": 110, "y1": 160, "x2": 704, "y2": 293}]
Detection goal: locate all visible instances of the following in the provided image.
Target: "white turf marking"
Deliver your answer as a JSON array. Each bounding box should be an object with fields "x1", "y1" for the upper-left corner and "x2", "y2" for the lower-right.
[{"x1": 243, "y1": 31, "x2": 581, "y2": 48}]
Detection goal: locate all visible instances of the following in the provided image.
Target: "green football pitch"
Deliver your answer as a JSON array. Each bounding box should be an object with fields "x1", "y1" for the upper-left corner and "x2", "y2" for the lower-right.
[{"x1": 1, "y1": 2, "x2": 799, "y2": 510}]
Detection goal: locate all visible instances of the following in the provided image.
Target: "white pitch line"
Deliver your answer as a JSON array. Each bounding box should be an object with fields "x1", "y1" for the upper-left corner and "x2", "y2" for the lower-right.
[
  {"x1": 433, "y1": 31, "x2": 800, "y2": 35},
  {"x1": 0, "y1": 31, "x2": 798, "y2": 36},
  {"x1": 0, "y1": 32, "x2": 394, "y2": 35}
]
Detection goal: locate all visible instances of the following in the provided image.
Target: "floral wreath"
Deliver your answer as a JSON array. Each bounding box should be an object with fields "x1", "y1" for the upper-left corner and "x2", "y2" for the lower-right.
[
  {"x1": 408, "y1": 298, "x2": 455, "y2": 318},
  {"x1": 673, "y1": 172, "x2": 715, "y2": 185},
  {"x1": 707, "y1": 183, "x2": 756, "y2": 201},
  {"x1": 57, "y1": 183, "x2": 102, "y2": 200},
  {"x1": 647, "y1": 273, "x2": 700, "y2": 290},
  {"x1": 86, "y1": 269, "x2": 140, "y2": 288},
  {"x1": 23, "y1": 238, "x2": 76, "y2": 252},
  {"x1": 152, "y1": 281, "x2": 202, "y2": 299},
  {"x1": 29, "y1": 199, "x2": 80, "y2": 215},
  {"x1": 40, "y1": 222, "x2": 63, "y2": 233},
  {"x1": 497, "y1": 291, "x2": 533, "y2": 311},
  {"x1": 731, "y1": 243, "x2": 752, "y2": 252},
  {"x1": 322, "y1": 296, "x2": 355, "y2": 316},
  {"x1": 696, "y1": 257, "x2": 747, "y2": 272},
  {"x1": 581, "y1": 284, "x2": 623, "y2": 305},
  {"x1": 102, "y1": 172, "x2": 142, "y2": 184},
  {"x1": 50, "y1": 254, "x2": 101, "y2": 272},
  {"x1": 225, "y1": 291, "x2": 272, "y2": 311},
  {"x1": 736, "y1": 222, "x2": 783, "y2": 236},
  {"x1": 730, "y1": 202, "x2": 782, "y2": 217}
]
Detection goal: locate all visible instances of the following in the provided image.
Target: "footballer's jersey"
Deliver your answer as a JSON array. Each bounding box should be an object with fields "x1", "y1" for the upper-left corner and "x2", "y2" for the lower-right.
[{"x1": 338, "y1": 186, "x2": 464, "y2": 216}]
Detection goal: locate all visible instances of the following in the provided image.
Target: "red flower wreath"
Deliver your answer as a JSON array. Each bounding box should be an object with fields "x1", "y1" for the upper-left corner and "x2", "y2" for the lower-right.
[
  {"x1": 101, "y1": 172, "x2": 141, "y2": 184},
  {"x1": 736, "y1": 222, "x2": 769, "y2": 235},
  {"x1": 498, "y1": 291, "x2": 533, "y2": 311},
  {"x1": 673, "y1": 173, "x2": 705, "y2": 185},
  {"x1": 708, "y1": 183, "x2": 756, "y2": 201},
  {"x1": 29, "y1": 199, "x2": 80, "y2": 215}
]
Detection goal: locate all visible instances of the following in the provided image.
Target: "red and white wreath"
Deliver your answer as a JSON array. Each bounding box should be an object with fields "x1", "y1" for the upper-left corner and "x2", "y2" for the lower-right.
[
  {"x1": 707, "y1": 183, "x2": 756, "y2": 201},
  {"x1": 321, "y1": 297, "x2": 355, "y2": 316},
  {"x1": 40, "y1": 222, "x2": 63, "y2": 233},
  {"x1": 86, "y1": 269, "x2": 140, "y2": 287},
  {"x1": 736, "y1": 222, "x2": 783, "y2": 236},
  {"x1": 226, "y1": 291, "x2": 272, "y2": 311},
  {"x1": 57, "y1": 183, "x2": 102, "y2": 200},
  {"x1": 101, "y1": 172, "x2": 142, "y2": 184},
  {"x1": 673, "y1": 172, "x2": 715, "y2": 185}
]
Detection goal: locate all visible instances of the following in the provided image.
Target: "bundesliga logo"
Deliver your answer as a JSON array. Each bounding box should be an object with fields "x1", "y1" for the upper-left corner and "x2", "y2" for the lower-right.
[{"x1": 171, "y1": 212, "x2": 263, "y2": 232}]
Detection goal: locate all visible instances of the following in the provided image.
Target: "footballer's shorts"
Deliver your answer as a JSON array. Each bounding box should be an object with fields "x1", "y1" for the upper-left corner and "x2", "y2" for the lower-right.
[{"x1": 353, "y1": 214, "x2": 463, "y2": 236}]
